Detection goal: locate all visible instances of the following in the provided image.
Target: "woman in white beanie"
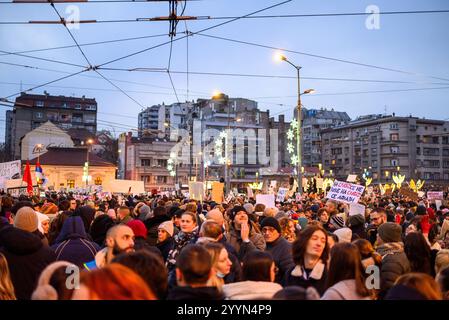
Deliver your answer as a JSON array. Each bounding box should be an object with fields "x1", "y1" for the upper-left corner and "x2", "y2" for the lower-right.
[{"x1": 31, "y1": 261, "x2": 78, "y2": 300}]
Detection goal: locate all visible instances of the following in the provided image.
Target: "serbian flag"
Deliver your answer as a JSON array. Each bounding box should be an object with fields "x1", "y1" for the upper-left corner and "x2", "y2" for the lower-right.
[
  {"x1": 35, "y1": 160, "x2": 44, "y2": 184},
  {"x1": 22, "y1": 160, "x2": 33, "y2": 195}
]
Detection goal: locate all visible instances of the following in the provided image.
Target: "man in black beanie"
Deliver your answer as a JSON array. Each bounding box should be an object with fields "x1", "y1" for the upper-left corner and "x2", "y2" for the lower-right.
[{"x1": 261, "y1": 217, "x2": 294, "y2": 284}]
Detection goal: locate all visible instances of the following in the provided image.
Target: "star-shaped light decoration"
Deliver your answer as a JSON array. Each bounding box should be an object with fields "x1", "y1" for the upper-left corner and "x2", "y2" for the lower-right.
[
  {"x1": 290, "y1": 119, "x2": 298, "y2": 129},
  {"x1": 167, "y1": 158, "x2": 173, "y2": 165},
  {"x1": 291, "y1": 155, "x2": 298, "y2": 166},
  {"x1": 287, "y1": 143, "x2": 294, "y2": 154},
  {"x1": 169, "y1": 171, "x2": 176, "y2": 177},
  {"x1": 287, "y1": 129, "x2": 294, "y2": 140},
  {"x1": 218, "y1": 157, "x2": 226, "y2": 164},
  {"x1": 219, "y1": 131, "x2": 227, "y2": 139},
  {"x1": 215, "y1": 139, "x2": 223, "y2": 148},
  {"x1": 170, "y1": 152, "x2": 176, "y2": 158},
  {"x1": 167, "y1": 165, "x2": 173, "y2": 171}
]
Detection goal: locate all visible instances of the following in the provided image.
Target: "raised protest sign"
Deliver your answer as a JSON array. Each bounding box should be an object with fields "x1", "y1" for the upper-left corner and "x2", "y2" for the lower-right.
[
  {"x1": 276, "y1": 187, "x2": 289, "y2": 202},
  {"x1": 346, "y1": 175, "x2": 358, "y2": 183},
  {"x1": 189, "y1": 182, "x2": 205, "y2": 201},
  {"x1": 350, "y1": 203, "x2": 366, "y2": 216},
  {"x1": 295, "y1": 193, "x2": 302, "y2": 202},
  {"x1": 327, "y1": 180, "x2": 365, "y2": 204},
  {"x1": 211, "y1": 182, "x2": 224, "y2": 203},
  {"x1": 399, "y1": 187, "x2": 419, "y2": 201},
  {"x1": 0, "y1": 160, "x2": 21, "y2": 189},
  {"x1": 256, "y1": 194, "x2": 276, "y2": 209},
  {"x1": 316, "y1": 178, "x2": 323, "y2": 190},
  {"x1": 247, "y1": 186, "x2": 254, "y2": 199},
  {"x1": 427, "y1": 191, "x2": 444, "y2": 201}
]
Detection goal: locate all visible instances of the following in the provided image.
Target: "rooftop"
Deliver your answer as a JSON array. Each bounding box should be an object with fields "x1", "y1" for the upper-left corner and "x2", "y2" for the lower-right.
[{"x1": 29, "y1": 147, "x2": 115, "y2": 167}]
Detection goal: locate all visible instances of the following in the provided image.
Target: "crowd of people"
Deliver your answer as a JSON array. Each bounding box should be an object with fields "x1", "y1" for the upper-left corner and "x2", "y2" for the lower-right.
[{"x1": 1, "y1": 189, "x2": 449, "y2": 300}]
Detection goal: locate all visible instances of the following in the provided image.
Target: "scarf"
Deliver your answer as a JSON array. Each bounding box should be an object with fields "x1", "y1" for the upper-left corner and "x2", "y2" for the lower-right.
[
  {"x1": 166, "y1": 227, "x2": 198, "y2": 269},
  {"x1": 376, "y1": 242, "x2": 404, "y2": 258}
]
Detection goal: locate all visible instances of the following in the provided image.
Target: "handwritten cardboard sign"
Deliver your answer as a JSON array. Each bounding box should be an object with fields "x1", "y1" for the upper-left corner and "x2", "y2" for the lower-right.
[{"x1": 327, "y1": 180, "x2": 365, "y2": 204}]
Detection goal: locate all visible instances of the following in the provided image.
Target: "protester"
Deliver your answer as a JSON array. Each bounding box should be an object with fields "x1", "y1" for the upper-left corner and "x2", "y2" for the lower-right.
[
  {"x1": 157, "y1": 221, "x2": 175, "y2": 262},
  {"x1": 51, "y1": 216, "x2": 100, "y2": 268},
  {"x1": 367, "y1": 208, "x2": 387, "y2": 245},
  {"x1": 0, "y1": 252, "x2": 16, "y2": 300},
  {"x1": 353, "y1": 239, "x2": 382, "y2": 270},
  {"x1": 31, "y1": 261, "x2": 77, "y2": 300},
  {"x1": 71, "y1": 263, "x2": 156, "y2": 300},
  {"x1": 283, "y1": 225, "x2": 329, "y2": 295},
  {"x1": 385, "y1": 273, "x2": 442, "y2": 300},
  {"x1": 321, "y1": 243, "x2": 374, "y2": 300},
  {"x1": 436, "y1": 266, "x2": 449, "y2": 300},
  {"x1": 404, "y1": 232, "x2": 433, "y2": 275},
  {"x1": 261, "y1": 217, "x2": 294, "y2": 284},
  {"x1": 94, "y1": 225, "x2": 135, "y2": 268},
  {"x1": 376, "y1": 222, "x2": 411, "y2": 297},
  {"x1": 167, "y1": 244, "x2": 223, "y2": 300},
  {"x1": 222, "y1": 251, "x2": 283, "y2": 300},
  {"x1": 278, "y1": 217, "x2": 297, "y2": 243},
  {"x1": 202, "y1": 242, "x2": 232, "y2": 289},
  {"x1": 144, "y1": 206, "x2": 171, "y2": 246},
  {"x1": 113, "y1": 250, "x2": 168, "y2": 299},
  {"x1": 225, "y1": 206, "x2": 265, "y2": 261},
  {"x1": 89, "y1": 214, "x2": 115, "y2": 247}
]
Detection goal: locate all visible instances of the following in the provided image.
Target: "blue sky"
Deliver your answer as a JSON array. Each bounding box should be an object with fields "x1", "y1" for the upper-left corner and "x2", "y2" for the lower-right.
[{"x1": 1, "y1": 0, "x2": 449, "y2": 141}]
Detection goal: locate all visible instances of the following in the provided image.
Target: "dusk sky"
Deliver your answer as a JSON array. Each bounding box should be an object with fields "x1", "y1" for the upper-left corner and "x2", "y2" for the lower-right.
[{"x1": 1, "y1": 0, "x2": 449, "y2": 141}]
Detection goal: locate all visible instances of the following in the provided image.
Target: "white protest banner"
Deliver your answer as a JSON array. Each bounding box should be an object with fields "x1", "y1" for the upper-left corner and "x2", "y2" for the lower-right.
[
  {"x1": 350, "y1": 203, "x2": 366, "y2": 216},
  {"x1": 0, "y1": 160, "x2": 21, "y2": 188},
  {"x1": 418, "y1": 191, "x2": 425, "y2": 198},
  {"x1": 327, "y1": 180, "x2": 365, "y2": 204},
  {"x1": 346, "y1": 175, "x2": 358, "y2": 183},
  {"x1": 0, "y1": 177, "x2": 5, "y2": 190},
  {"x1": 276, "y1": 187, "x2": 289, "y2": 202},
  {"x1": 270, "y1": 181, "x2": 277, "y2": 189},
  {"x1": 189, "y1": 182, "x2": 205, "y2": 201},
  {"x1": 256, "y1": 194, "x2": 276, "y2": 209},
  {"x1": 225, "y1": 191, "x2": 234, "y2": 203},
  {"x1": 367, "y1": 186, "x2": 374, "y2": 196},
  {"x1": 436, "y1": 200, "x2": 442, "y2": 211},
  {"x1": 427, "y1": 191, "x2": 444, "y2": 201}
]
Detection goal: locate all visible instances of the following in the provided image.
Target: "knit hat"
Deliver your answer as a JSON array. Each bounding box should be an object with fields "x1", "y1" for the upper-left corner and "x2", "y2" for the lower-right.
[
  {"x1": 229, "y1": 206, "x2": 247, "y2": 221},
  {"x1": 14, "y1": 206, "x2": 38, "y2": 232},
  {"x1": 127, "y1": 220, "x2": 147, "y2": 239},
  {"x1": 310, "y1": 204, "x2": 320, "y2": 214},
  {"x1": 330, "y1": 215, "x2": 345, "y2": 229},
  {"x1": 243, "y1": 203, "x2": 255, "y2": 215},
  {"x1": 31, "y1": 261, "x2": 77, "y2": 300},
  {"x1": 415, "y1": 205, "x2": 427, "y2": 216},
  {"x1": 158, "y1": 221, "x2": 174, "y2": 237},
  {"x1": 139, "y1": 204, "x2": 152, "y2": 219},
  {"x1": 333, "y1": 227, "x2": 352, "y2": 243},
  {"x1": 378, "y1": 222, "x2": 403, "y2": 243},
  {"x1": 348, "y1": 214, "x2": 365, "y2": 228},
  {"x1": 260, "y1": 217, "x2": 281, "y2": 234}
]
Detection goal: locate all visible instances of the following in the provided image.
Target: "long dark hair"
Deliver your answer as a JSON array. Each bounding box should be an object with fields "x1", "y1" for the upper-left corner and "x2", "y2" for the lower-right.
[
  {"x1": 326, "y1": 243, "x2": 372, "y2": 297},
  {"x1": 242, "y1": 251, "x2": 273, "y2": 282},
  {"x1": 292, "y1": 225, "x2": 329, "y2": 266},
  {"x1": 404, "y1": 232, "x2": 432, "y2": 275}
]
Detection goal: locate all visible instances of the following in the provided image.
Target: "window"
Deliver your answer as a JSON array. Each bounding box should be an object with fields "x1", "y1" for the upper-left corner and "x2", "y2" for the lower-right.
[
  {"x1": 94, "y1": 177, "x2": 102, "y2": 185},
  {"x1": 424, "y1": 172, "x2": 432, "y2": 180},
  {"x1": 157, "y1": 159, "x2": 167, "y2": 167},
  {"x1": 391, "y1": 146, "x2": 399, "y2": 153},
  {"x1": 432, "y1": 136, "x2": 439, "y2": 144},
  {"x1": 156, "y1": 176, "x2": 167, "y2": 183},
  {"x1": 35, "y1": 112, "x2": 43, "y2": 119},
  {"x1": 141, "y1": 175, "x2": 151, "y2": 183},
  {"x1": 371, "y1": 148, "x2": 377, "y2": 155},
  {"x1": 444, "y1": 160, "x2": 449, "y2": 168},
  {"x1": 391, "y1": 159, "x2": 399, "y2": 167},
  {"x1": 141, "y1": 159, "x2": 151, "y2": 166},
  {"x1": 390, "y1": 133, "x2": 399, "y2": 141},
  {"x1": 372, "y1": 160, "x2": 378, "y2": 167},
  {"x1": 67, "y1": 179, "x2": 75, "y2": 188},
  {"x1": 74, "y1": 104, "x2": 82, "y2": 110},
  {"x1": 84, "y1": 114, "x2": 96, "y2": 124},
  {"x1": 423, "y1": 148, "x2": 439, "y2": 156},
  {"x1": 62, "y1": 103, "x2": 68, "y2": 108},
  {"x1": 86, "y1": 105, "x2": 97, "y2": 111},
  {"x1": 35, "y1": 101, "x2": 44, "y2": 107},
  {"x1": 423, "y1": 160, "x2": 440, "y2": 168},
  {"x1": 371, "y1": 136, "x2": 378, "y2": 144},
  {"x1": 416, "y1": 147, "x2": 421, "y2": 155},
  {"x1": 444, "y1": 173, "x2": 449, "y2": 181},
  {"x1": 390, "y1": 123, "x2": 399, "y2": 130},
  {"x1": 443, "y1": 149, "x2": 449, "y2": 156},
  {"x1": 443, "y1": 137, "x2": 449, "y2": 145},
  {"x1": 59, "y1": 113, "x2": 71, "y2": 122}
]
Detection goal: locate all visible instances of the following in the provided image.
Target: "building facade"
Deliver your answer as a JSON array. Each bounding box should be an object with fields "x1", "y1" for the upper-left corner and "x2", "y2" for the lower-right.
[
  {"x1": 321, "y1": 115, "x2": 449, "y2": 184},
  {"x1": 5, "y1": 92, "x2": 97, "y2": 160}
]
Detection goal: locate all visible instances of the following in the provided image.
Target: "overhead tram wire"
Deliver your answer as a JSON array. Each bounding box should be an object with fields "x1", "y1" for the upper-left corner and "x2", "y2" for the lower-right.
[
  {"x1": 2, "y1": 9, "x2": 449, "y2": 23},
  {"x1": 0, "y1": 33, "x2": 168, "y2": 57},
  {"x1": 95, "y1": 0, "x2": 293, "y2": 68},
  {"x1": 0, "y1": 49, "x2": 86, "y2": 69},
  {"x1": 0, "y1": 0, "x2": 202, "y2": 4},
  {"x1": 196, "y1": 34, "x2": 449, "y2": 83}
]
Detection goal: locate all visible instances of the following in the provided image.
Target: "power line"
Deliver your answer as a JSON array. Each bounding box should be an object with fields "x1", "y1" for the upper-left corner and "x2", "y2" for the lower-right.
[
  {"x1": 196, "y1": 33, "x2": 449, "y2": 83},
  {"x1": 3, "y1": 68, "x2": 89, "y2": 99},
  {"x1": 97, "y1": 67, "x2": 449, "y2": 85},
  {"x1": 0, "y1": 49, "x2": 86, "y2": 69},
  {"x1": 0, "y1": 0, "x2": 201, "y2": 4},
  {"x1": 96, "y1": 0, "x2": 293, "y2": 67},
  {"x1": 167, "y1": 71, "x2": 180, "y2": 103},
  {"x1": 3, "y1": 9, "x2": 449, "y2": 24}
]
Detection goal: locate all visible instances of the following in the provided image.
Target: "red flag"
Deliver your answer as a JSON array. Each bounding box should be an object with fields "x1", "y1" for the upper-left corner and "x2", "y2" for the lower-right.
[{"x1": 22, "y1": 160, "x2": 33, "y2": 195}]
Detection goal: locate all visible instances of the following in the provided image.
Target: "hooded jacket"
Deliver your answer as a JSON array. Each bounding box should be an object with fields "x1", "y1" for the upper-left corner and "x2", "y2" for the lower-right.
[
  {"x1": 0, "y1": 226, "x2": 56, "y2": 300},
  {"x1": 167, "y1": 286, "x2": 224, "y2": 300},
  {"x1": 76, "y1": 206, "x2": 96, "y2": 233},
  {"x1": 51, "y1": 216, "x2": 100, "y2": 268}
]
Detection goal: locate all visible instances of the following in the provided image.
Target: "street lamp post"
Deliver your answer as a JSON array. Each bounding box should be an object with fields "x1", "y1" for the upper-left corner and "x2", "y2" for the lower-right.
[
  {"x1": 85, "y1": 139, "x2": 93, "y2": 187},
  {"x1": 275, "y1": 52, "x2": 315, "y2": 195}
]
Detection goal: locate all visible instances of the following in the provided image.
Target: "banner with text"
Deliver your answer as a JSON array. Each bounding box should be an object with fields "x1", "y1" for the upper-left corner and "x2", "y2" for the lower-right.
[{"x1": 327, "y1": 180, "x2": 365, "y2": 204}]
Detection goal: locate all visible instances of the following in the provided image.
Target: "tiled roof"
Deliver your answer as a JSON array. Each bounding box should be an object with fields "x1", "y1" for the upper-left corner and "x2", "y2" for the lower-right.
[{"x1": 29, "y1": 147, "x2": 115, "y2": 167}]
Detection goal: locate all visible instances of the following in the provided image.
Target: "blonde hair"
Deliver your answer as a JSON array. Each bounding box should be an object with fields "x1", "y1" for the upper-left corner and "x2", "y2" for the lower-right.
[
  {"x1": 0, "y1": 253, "x2": 16, "y2": 300},
  {"x1": 435, "y1": 249, "x2": 449, "y2": 275},
  {"x1": 202, "y1": 242, "x2": 225, "y2": 289}
]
